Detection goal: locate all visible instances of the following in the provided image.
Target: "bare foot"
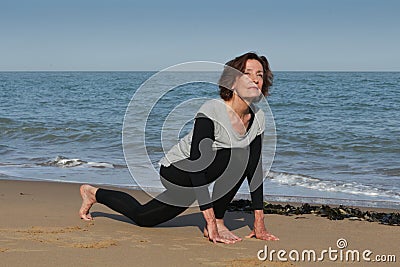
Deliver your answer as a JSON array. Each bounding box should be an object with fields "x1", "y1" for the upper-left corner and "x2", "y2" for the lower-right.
[{"x1": 79, "y1": 184, "x2": 98, "y2": 221}]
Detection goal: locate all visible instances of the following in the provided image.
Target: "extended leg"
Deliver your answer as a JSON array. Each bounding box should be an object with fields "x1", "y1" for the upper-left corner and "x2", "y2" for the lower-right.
[{"x1": 95, "y1": 188, "x2": 193, "y2": 227}]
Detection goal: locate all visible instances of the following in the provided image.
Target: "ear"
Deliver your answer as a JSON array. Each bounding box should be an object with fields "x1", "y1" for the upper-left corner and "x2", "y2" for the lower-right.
[{"x1": 231, "y1": 75, "x2": 240, "y2": 90}]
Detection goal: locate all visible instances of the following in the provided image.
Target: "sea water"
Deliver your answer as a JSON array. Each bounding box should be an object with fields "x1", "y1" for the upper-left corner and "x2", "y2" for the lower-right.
[{"x1": 1, "y1": 71, "x2": 399, "y2": 208}]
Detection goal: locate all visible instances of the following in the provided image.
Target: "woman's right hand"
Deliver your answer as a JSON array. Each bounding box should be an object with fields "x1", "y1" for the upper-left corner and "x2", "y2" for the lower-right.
[{"x1": 202, "y1": 208, "x2": 235, "y2": 244}]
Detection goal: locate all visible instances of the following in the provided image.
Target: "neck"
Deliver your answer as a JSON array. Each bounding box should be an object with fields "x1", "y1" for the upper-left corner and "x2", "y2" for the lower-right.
[{"x1": 225, "y1": 94, "x2": 250, "y2": 117}]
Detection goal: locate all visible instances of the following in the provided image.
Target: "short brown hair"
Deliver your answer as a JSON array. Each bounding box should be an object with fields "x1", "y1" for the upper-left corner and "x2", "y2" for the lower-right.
[{"x1": 219, "y1": 52, "x2": 273, "y2": 100}]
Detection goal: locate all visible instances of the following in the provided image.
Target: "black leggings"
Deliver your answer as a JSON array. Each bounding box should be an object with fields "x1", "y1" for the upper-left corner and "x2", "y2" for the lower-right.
[{"x1": 96, "y1": 148, "x2": 262, "y2": 227}]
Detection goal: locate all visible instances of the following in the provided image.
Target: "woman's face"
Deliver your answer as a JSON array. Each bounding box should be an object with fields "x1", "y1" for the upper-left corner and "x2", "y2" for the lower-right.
[{"x1": 232, "y1": 59, "x2": 264, "y2": 101}]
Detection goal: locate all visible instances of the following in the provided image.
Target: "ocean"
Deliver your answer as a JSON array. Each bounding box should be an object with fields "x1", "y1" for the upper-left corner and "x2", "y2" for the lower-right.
[{"x1": 1, "y1": 71, "x2": 399, "y2": 208}]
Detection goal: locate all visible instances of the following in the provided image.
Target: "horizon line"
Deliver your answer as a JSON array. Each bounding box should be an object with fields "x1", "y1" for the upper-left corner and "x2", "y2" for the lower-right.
[{"x1": 1, "y1": 69, "x2": 399, "y2": 73}]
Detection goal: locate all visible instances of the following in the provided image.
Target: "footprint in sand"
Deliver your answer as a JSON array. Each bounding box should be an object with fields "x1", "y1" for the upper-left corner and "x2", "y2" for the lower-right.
[
  {"x1": 1, "y1": 226, "x2": 125, "y2": 250},
  {"x1": 169, "y1": 244, "x2": 189, "y2": 251},
  {"x1": 189, "y1": 258, "x2": 225, "y2": 266},
  {"x1": 225, "y1": 258, "x2": 295, "y2": 266},
  {"x1": 71, "y1": 240, "x2": 118, "y2": 249}
]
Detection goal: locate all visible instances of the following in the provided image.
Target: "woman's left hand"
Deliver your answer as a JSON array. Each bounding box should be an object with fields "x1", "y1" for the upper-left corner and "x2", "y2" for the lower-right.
[
  {"x1": 246, "y1": 229, "x2": 279, "y2": 241},
  {"x1": 246, "y1": 209, "x2": 279, "y2": 241}
]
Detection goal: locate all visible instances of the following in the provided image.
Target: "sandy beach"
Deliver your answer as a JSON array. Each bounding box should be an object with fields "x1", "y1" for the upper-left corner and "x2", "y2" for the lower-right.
[{"x1": 1, "y1": 179, "x2": 399, "y2": 267}]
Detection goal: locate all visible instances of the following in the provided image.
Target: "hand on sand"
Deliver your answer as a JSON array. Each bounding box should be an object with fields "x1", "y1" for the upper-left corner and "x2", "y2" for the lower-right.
[
  {"x1": 215, "y1": 219, "x2": 242, "y2": 242},
  {"x1": 246, "y1": 228, "x2": 279, "y2": 241},
  {"x1": 204, "y1": 223, "x2": 237, "y2": 244},
  {"x1": 247, "y1": 210, "x2": 279, "y2": 241}
]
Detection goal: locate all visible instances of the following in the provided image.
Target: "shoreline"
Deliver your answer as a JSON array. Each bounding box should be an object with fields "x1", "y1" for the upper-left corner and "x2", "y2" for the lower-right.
[
  {"x1": 2, "y1": 176, "x2": 400, "y2": 210},
  {"x1": 1, "y1": 179, "x2": 399, "y2": 266}
]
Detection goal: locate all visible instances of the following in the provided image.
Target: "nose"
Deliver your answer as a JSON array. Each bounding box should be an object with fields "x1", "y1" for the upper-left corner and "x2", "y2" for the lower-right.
[
  {"x1": 250, "y1": 74, "x2": 259, "y2": 84},
  {"x1": 245, "y1": 73, "x2": 258, "y2": 84}
]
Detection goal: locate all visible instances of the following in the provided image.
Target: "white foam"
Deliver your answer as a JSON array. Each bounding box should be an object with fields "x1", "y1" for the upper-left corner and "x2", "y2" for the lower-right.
[
  {"x1": 87, "y1": 162, "x2": 114, "y2": 168},
  {"x1": 55, "y1": 158, "x2": 85, "y2": 167},
  {"x1": 43, "y1": 156, "x2": 115, "y2": 169},
  {"x1": 267, "y1": 171, "x2": 400, "y2": 200}
]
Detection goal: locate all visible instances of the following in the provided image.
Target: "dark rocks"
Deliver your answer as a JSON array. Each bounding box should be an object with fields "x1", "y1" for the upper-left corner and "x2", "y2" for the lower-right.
[
  {"x1": 226, "y1": 199, "x2": 253, "y2": 212},
  {"x1": 227, "y1": 200, "x2": 400, "y2": 226}
]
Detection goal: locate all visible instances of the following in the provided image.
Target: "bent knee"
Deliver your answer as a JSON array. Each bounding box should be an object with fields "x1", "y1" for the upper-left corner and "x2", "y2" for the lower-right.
[{"x1": 134, "y1": 219, "x2": 159, "y2": 227}]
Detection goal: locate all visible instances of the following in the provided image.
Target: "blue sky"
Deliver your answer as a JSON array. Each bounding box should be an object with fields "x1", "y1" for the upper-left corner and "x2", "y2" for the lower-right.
[{"x1": 0, "y1": 0, "x2": 399, "y2": 71}]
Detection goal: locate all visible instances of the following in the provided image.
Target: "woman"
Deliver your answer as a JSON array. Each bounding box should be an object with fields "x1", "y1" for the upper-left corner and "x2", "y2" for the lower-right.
[{"x1": 79, "y1": 52, "x2": 279, "y2": 244}]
